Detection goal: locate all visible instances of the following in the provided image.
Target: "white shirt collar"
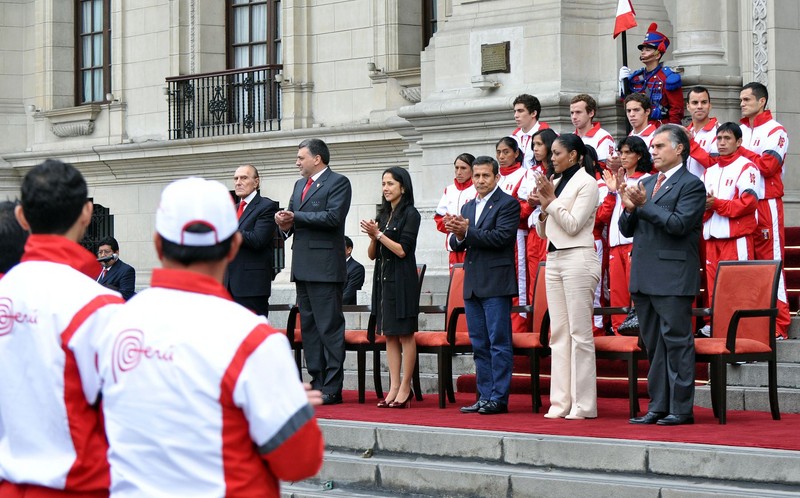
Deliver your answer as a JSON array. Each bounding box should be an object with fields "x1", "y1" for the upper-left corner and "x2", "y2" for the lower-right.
[
  {"x1": 309, "y1": 167, "x2": 328, "y2": 183},
  {"x1": 476, "y1": 184, "x2": 500, "y2": 204},
  {"x1": 659, "y1": 164, "x2": 682, "y2": 181}
]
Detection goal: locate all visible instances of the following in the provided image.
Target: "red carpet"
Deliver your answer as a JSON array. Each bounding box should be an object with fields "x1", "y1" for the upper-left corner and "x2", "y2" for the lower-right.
[{"x1": 315, "y1": 390, "x2": 800, "y2": 452}]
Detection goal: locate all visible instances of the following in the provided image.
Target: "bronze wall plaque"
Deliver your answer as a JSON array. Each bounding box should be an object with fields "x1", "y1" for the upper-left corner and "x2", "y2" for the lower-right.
[{"x1": 481, "y1": 42, "x2": 510, "y2": 74}]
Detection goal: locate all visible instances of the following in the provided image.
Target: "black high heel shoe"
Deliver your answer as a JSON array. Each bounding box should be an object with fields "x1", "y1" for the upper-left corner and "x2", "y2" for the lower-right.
[
  {"x1": 388, "y1": 390, "x2": 413, "y2": 409},
  {"x1": 377, "y1": 390, "x2": 398, "y2": 408}
]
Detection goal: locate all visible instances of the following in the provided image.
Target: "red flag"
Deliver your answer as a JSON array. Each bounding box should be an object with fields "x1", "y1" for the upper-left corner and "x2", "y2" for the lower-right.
[{"x1": 613, "y1": 0, "x2": 637, "y2": 39}]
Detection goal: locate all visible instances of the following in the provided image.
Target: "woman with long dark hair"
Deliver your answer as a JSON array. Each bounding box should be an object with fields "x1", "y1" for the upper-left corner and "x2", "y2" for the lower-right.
[
  {"x1": 523, "y1": 128, "x2": 559, "y2": 302},
  {"x1": 434, "y1": 153, "x2": 476, "y2": 271},
  {"x1": 496, "y1": 136, "x2": 533, "y2": 333},
  {"x1": 531, "y1": 133, "x2": 601, "y2": 419},
  {"x1": 360, "y1": 167, "x2": 421, "y2": 409},
  {"x1": 597, "y1": 136, "x2": 652, "y2": 334}
]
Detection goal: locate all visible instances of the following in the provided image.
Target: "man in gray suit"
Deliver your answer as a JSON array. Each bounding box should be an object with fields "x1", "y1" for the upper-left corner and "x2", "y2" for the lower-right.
[
  {"x1": 276, "y1": 139, "x2": 352, "y2": 405},
  {"x1": 619, "y1": 124, "x2": 706, "y2": 426}
]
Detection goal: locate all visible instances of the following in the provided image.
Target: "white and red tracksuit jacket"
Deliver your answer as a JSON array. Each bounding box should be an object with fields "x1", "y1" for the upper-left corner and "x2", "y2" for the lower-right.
[
  {"x1": 596, "y1": 171, "x2": 650, "y2": 247},
  {"x1": 686, "y1": 118, "x2": 719, "y2": 178},
  {"x1": 511, "y1": 121, "x2": 550, "y2": 170},
  {"x1": 94, "y1": 268, "x2": 323, "y2": 498},
  {"x1": 739, "y1": 110, "x2": 789, "y2": 201},
  {"x1": 577, "y1": 122, "x2": 615, "y2": 168},
  {"x1": 434, "y1": 179, "x2": 476, "y2": 252},
  {"x1": 0, "y1": 235, "x2": 123, "y2": 494},
  {"x1": 630, "y1": 123, "x2": 658, "y2": 148},
  {"x1": 702, "y1": 150, "x2": 760, "y2": 240}
]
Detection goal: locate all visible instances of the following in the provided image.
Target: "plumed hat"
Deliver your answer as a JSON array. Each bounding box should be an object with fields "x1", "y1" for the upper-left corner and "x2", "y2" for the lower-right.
[{"x1": 638, "y1": 23, "x2": 670, "y2": 53}]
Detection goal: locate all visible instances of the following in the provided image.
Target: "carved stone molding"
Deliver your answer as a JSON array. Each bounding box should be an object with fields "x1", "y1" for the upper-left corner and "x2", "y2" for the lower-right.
[
  {"x1": 42, "y1": 105, "x2": 102, "y2": 138},
  {"x1": 400, "y1": 86, "x2": 421, "y2": 103},
  {"x1": 51, "y1": 121, "x2": 95, "y2": 138},
  {"x1": 752, "y1": 0, "x2": 768, "y2": 84}
]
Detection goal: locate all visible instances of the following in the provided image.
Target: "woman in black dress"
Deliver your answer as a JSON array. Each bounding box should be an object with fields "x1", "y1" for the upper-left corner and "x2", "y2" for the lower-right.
[{"x1": 360, "y1": 167, "x2": 420, "y2": 409}]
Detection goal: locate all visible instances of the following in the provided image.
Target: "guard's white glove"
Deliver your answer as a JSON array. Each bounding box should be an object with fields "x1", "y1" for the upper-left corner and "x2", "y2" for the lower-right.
[{"x1": 618, "y1": 66, "x2": 631, "y2": 96}]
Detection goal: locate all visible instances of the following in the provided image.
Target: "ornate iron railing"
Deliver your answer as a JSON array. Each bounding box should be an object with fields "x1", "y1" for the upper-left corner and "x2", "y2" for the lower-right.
[{"x1": 166, "y1": 65, "x2": 282, "y2": 139}]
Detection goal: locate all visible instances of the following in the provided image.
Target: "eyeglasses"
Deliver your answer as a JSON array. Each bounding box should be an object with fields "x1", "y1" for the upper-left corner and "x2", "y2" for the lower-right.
[{"x1": 97, "y1": 249, "x2": 114, "y2": 255}]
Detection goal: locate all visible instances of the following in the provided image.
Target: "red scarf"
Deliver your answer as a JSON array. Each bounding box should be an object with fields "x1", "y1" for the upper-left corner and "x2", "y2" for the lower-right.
[
  {"x1": 500, "y1": 162, "x2": 522, "y2": 177},
  {"x1": 454, "y1": 178, "x2": 473, "y2": 190}
]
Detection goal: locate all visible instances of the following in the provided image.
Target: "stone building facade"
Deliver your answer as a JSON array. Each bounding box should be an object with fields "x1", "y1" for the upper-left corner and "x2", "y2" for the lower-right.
[{"x1": 0, "y1": 0, "x2": 797, "y2": 296}]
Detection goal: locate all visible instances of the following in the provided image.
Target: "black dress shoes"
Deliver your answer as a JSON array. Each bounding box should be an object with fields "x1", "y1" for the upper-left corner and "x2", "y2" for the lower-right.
[
  {"x1": 321, "y1": 393, "x2": 343, "y2": 405},
  {"x1": 460, "y1": 400, "x2": 488, "y2": 413},
  {"x1": 657, "y1": 414, "x2": 694, "y2": 425},
  {"x1": 478, "y1": 401, "x2": 508, "y2": 415},
  {"x1": 629, "y1": 411, "x2": 667, "y2": 424}
]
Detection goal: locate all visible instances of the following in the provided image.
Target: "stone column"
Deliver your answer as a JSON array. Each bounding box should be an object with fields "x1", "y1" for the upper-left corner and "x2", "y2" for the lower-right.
[{"x1": 671, "y1": 1, "x2": 728, "y2": 70}]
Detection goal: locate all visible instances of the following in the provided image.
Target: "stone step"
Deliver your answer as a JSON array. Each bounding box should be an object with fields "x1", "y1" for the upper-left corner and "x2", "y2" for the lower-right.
[
  {"x1": 695, "y1": 385, "x2": 800, "y2": 414},
  {"x1": 788, "y1": 316, "x2": 800, "y2": 339},
  {"x1": 281, "y1": 484, "x2": 403, "y2": 498},
  {"x1": 285, "y1": 420, "x2": 800, "y2": 497},
  {"x1": 776, "y1": 338, "x2": 800, "y2": 362},
  {"x1": 726, "y1": 362, "x2": 800, "y2": 389}
]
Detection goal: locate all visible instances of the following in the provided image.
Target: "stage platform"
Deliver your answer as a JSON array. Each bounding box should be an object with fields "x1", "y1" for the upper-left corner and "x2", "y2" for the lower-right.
[{"x1": 282, "y1": 391, "x2": 800, "y2": 498}]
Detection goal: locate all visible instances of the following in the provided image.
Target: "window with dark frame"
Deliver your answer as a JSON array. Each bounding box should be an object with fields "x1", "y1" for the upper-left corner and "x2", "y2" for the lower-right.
[
  {"x1": 228, "y1": 0, "x2": 282, "y2": 69},
  {"x1": 423, "y1": 0, "x2": 438, "y2": 49},
  {"x1": 76, "y1": 0, "x2": 111, "y2": 105}
]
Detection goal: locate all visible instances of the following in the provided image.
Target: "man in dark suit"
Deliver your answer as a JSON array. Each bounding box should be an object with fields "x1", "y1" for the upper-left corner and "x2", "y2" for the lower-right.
[
  {"x1": 224, "y1": 164, "x2": 279, "y2": 317},
  {"x1": 343, "y1": 236, "x2": 365, "y2": 305},
  {"x1": 275, "y1": 139, "x2": 352, "y2": 405},
  {"x1": 619, "y1": 124, "x2": 706, "y2": 426},
  {"x1": 445, "y1": 156, "x2": 521, "y2": 415},
  {"x1": 97, "y1": 236, "x2": 136, "y2": 300}
]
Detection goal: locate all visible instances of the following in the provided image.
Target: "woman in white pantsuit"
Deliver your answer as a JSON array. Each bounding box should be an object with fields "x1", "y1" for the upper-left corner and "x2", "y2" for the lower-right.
[{"x1": 531, "y1": 133, "x2": 601, "y2": 419}]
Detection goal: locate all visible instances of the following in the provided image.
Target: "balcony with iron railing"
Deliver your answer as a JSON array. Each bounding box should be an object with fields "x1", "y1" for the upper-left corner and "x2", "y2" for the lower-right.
[{"x1": 166, "y1": 65, "x2": 282, "y2": 139}]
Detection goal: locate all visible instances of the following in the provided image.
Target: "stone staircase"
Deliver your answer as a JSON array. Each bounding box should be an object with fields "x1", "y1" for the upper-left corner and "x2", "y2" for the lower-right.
[
  {"x1": 281, "y1": 420, "x2": 800, "y2": 497},
  {"x1": 695, "y1": 319, "x2": 800, "y2": 414}
]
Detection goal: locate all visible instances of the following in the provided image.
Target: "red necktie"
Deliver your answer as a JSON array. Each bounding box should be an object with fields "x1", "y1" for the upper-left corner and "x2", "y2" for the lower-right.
[
  {"x1": 301, "y1": 177, "x2": 314, "y2": 201},
  {"x1": 651, "y1": 173, "x2": 666, "y2": 198},
  {"x1": 237, "y1": 200, "x2": 247, "y2": 219},
  {"x1": 98, "y1": 267, "x2": 108, "y2": 282}
]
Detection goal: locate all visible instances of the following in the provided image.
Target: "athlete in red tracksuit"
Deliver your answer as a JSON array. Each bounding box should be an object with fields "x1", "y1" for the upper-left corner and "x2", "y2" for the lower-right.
[
  {"x1": 521, "y1": 129, "x2": 559, "y2": 306},
  {"x1": 0, "y1": 160, "x2": 125, "y2": 498},
  {"x1": 435, "y1": 154, "x2": 477, "y2": 270},
  {"x1": 497, "y1": 137, "x2": 533, "y2": 332},
  {"x1": 702, "y1": 124, "x2": 760, "y2": 306},
  {"x1": 689, "y1": 85, "x2": 791, "y2": 338},
  {"x1": 597, "y1": 136, "x2": 652, "y2": 333},
  {"x1": 738, "y1": 85, "x2": 790, "y2": 338}
]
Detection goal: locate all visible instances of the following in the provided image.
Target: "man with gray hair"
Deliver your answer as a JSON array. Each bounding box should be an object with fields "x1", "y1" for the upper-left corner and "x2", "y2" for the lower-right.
[{"x1": 618, "y1": 125, "x2": 706, "y2": 426}]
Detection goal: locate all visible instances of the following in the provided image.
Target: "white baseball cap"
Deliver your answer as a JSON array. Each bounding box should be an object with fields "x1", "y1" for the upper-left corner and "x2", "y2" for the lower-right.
[{"x1": 156, "y1": 177, "x2": 238, "y2": 247}]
